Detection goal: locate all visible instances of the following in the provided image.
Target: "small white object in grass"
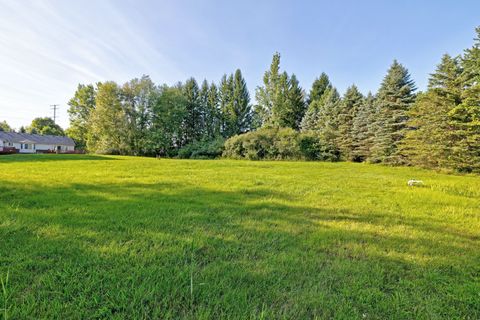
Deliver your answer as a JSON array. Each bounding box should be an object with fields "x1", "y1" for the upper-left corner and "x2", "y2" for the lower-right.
[{"x1": 407, "y1": 179, "x2": 424, "y2": 187}]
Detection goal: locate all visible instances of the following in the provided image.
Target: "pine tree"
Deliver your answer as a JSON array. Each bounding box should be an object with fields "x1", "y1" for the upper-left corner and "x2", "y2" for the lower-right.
[
  {"x1": 313, "y1": 88, "x2": 342, "y2": 146},
  {"x1": 231, "y1": 69, "x2": 252, "y2": 134},
  {"x1": 219, "y1": 74, "x2": 234, "y2": 137},
  {"x1": 199, "y1": 80, "x2": 211, "y2": 138},
  {"x1": 182, "y1": 78, "x2": 202, "y2": 144},
  {"x1": 301, "y1": 73, "x2": 333, "y2": 131},
  {"x1": 254, "y1": 53, "x2": 305, "y2": 129},
  {"x1": 336, "y1": 85, "x2": 363, "y2": 160},
  {"x1": 448, "y1": 27, "x2": 480, "y2": 172},
  {"x1": 401, "y1": 54, "x2": 462, "y2": 169},
  {"x1": 209, "y1": 82, "x2": 221, "y2": 136},
  {"x1": 307, "y1": 73, "x2": 332, "y2": 105},
  {"x1": 369, "y1": 60, "x2": 416, "y2": 164},
  {"x1": 351, "y1": 92, "x2": 376, "y2": 161},
  {"x1": 287, "y1": 74, "x2": 306, "y2": 130}
]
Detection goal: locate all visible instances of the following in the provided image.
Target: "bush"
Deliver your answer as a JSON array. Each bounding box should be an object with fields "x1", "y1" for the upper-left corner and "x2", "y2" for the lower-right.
[
  {"x1": 223, "y1": 128, "x2": 340, "y2": 161},
  {"x1": 298, "y1": 131, "x2": 340, "y2": 161},
  {"x1": 178, "y1": 137, "x2": 225, "y2": 159}
]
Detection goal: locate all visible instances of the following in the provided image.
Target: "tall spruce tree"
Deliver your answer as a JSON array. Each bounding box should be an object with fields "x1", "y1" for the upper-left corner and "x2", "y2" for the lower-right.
[
  {"x1": 401, "y1": 54, "x2": 462, "y2": 169},
  {"x1": 448, "y1": 27, "x2": 480, "y2": 172},
  {"x1": 230, "y1": 69, "x2": 252, "y2": 135},
  {"x1": 182, "y1": 78, "x2": 202, "y2": 144},
  {"x1": 219, "y1": 74, "x2": 234, "y2": 136},
  {"x1": 287, "y1": 74, "x2": 306, "y2": 130},
  {"x1": 351, "y1": 92, "x2": 376, "y2": 161},
  {"x1": 207, "y1": 82, "x2": 221, "y2": 137},
  {"x1": 369, "y1": 60, "x2": 416, "y2": 163},
  {"x1": 301, "y1": 74, "x2": 333, "y2": 131},
  {"x1": 307, "y1": 73, "x2": 332, "y2": 105},
  {"x1": 199, "y1": 80, "x2": 211, "y2": 137},
  {"x1": 337, "y1": 85, "x2": 364, "y2": 160}
]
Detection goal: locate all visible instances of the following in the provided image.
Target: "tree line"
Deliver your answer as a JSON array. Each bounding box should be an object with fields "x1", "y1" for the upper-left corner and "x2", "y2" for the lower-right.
[
  {"x1": 65, "y1": 69, "x2": 251, "y2": 156},
  {"x1": 1, "y1": 27, "x2": 478, "y2": 173}
]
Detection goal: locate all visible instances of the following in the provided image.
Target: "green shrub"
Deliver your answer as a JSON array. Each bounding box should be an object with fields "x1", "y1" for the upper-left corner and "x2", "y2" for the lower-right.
[
  {"x1": 298, "y1": 131, "x2": 340, "y2": 161},
  {"x1": 223, "y1": 128, "x2": 340, "y2": 161},
  {"x1": 178, "y1": 137, "x2": 225, "y2": 159}
]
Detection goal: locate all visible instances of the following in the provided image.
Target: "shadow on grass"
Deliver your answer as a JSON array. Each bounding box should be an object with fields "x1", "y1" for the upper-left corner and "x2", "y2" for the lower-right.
[
  {"x1": 0, "y1": 180, "x2": 479, "y2": 319},
  {"x1": 0, "y1": 154, "x2": 119, "y2": 163}
]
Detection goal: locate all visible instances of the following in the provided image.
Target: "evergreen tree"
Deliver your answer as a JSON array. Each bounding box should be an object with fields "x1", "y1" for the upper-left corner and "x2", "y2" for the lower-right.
[
  {"x1": 369, "y1": 60, "x2": 416, "y2": 163},
  {"x1": 448, "y1": 27, "x2": 480, "y2": 172},
  {"x1": 219, "y1": 74, "x2": 235, "y2": 136},
  {"x1": 230, "y1": 69, "x2": 251, "y2": 135},
  {"x1": 199, "y1": 80, "x2": 211, "y2": 137},
  {"x1": 401, "y1": 54, "x2": 462, "y2": 169},
  {"x1": 308, "y1": 73, "x2": 332, "y2": 104},
  {"x1": 315, "y1": 88, "x2": 341, "y2": 137},
  {"x1": 255, "y1": 53, "x2": 305, "y2": 129},
  {"x1": 182, "y1": 78, "x2": 202, "y2": 144},
  {"x1": 351, "y1": 92, "x2": 376, "y2": 161},
  {"x1": 88, "y1": 82, "x2": 129, "y2": 154},
  {"x1": 287, "y1": 74, "x2": 306, "y2": 130},
  {"x1": 336, "y1": 85, "x2": 364, "y2": 160},
  {"x1": 301, "y1": 73, "x2": 333, "y2": 131},
  {"x1": 207, "y1": 82, "x2": 221, "y2": 137},
  {"x1": 66, "y1": 84, "x2": 96, "y2": 149}
]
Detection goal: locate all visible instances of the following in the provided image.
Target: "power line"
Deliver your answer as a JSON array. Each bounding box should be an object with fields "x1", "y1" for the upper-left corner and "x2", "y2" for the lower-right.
[{"x1": 50, "y1": 104, "x2": 59, "y2": 124}]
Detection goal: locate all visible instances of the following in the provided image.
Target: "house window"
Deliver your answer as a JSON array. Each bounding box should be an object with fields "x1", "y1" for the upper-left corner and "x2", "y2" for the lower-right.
[{"x1": 24, "y1": 144, "x2": 29, "y2": 149}]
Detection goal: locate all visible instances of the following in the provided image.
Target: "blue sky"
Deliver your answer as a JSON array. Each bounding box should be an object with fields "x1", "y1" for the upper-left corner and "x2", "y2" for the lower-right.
[{"x1": 0, "y1": 0, "x2": 479, "y2": 129}]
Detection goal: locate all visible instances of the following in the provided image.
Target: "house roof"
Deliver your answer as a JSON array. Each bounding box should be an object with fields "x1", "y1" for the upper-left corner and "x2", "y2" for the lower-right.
[{"x1": 0, "y1": 132, "x2": 75, "y2": 146}]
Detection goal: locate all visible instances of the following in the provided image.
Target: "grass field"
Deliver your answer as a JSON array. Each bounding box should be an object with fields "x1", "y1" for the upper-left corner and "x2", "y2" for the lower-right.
[{"x1": 0, "y1": 154, "x2": 479, "y2": 319}]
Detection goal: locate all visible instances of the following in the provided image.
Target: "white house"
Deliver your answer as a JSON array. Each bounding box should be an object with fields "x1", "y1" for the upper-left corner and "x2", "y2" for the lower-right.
[{"x1": 0, "y1": 132, "x2": 75, "y2": 154}]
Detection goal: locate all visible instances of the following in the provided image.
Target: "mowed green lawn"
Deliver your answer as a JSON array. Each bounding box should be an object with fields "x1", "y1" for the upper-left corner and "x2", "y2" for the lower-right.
[{"x1": 0, "y1": 155, "x2": 479, "y2": 319}]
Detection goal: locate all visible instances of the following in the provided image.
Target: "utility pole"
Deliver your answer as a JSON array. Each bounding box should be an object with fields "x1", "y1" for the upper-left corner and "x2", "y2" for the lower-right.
[{"x1": 50, "y1": 104, "x2": 59, "y2": 124}]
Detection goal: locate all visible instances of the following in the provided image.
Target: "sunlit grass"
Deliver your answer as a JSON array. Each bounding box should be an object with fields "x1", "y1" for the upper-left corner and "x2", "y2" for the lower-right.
[{"x1": 0, "y1": 154, "x2": 479, "y2": 319}]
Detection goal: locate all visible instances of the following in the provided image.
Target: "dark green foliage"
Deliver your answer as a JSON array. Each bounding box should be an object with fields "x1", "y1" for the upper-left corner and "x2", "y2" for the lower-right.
[
  {"x1": 121, "y1": 76, "x2": 157, "y2": 155},
  {"x1": 147, "y1": 86, "x2": 187, "y2": 157},
  {"x1": 218, "y1": 70, "x2": 252, "y2": 137},
  {"x1": 58, "y1": 26, "x2": 480, "y2": 172},
  {"x1": 182, "y1": 78, "x2": 202, "y2": 145},
  {"x1": 298, "y1": 131, "x2": 340, "y2": 161},
  {"x1": 401, "y1": 55, "x2": 462, "y2": 170},
  {"x1": 369, "y1": 60, "x2": 416, "y2": 164},
  {"x1": 177, "y1": 137, "x2": 225, "y2": 159},
  {"x1": 201, "y1": 80, "x2": 221, "y2": 139},
  {"x1": 447, "y1": 27, "x2": 480, "y2": 172},
  {"x1": 27, "y1": 117, "x2": 65, "y2": 136},
  {"x1": 351, "y1": 93, "x2": 376, "y2": 162},
  {"x1": 223, "y1": 128, "x2": 339, "y2": 161},
  {"x1": 336, "y1": 85, "x2": 364, "y2": 160}
]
